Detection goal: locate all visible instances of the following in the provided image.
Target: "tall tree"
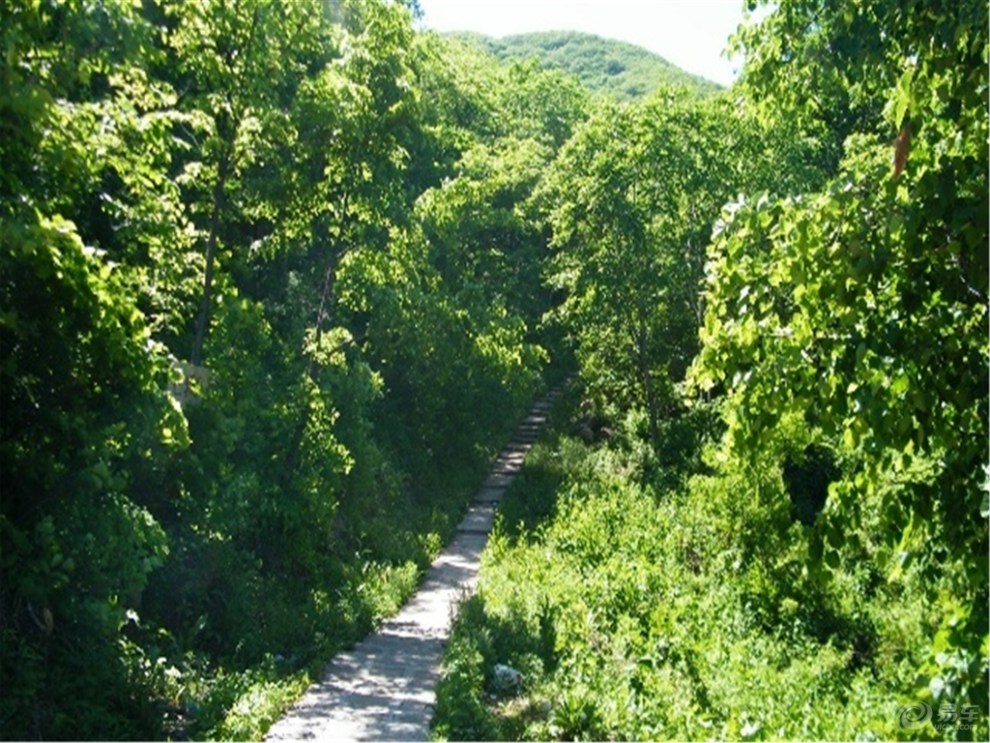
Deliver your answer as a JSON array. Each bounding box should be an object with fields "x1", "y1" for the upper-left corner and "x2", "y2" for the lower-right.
[
  {"x1": 693, "y1": 0, "x2": 988, "y2": 710},
  {"x1": 0, "y1": 2, "x2": 188, "y2": 736},
  {"x1": 541, "y1": 91, "x2": 754, "y2": 448}
]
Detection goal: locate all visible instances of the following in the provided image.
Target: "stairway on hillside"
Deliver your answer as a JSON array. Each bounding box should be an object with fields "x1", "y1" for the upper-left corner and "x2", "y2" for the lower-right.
[{"x1": 264, "y1": 388, "x2": 562, "y2": 741}]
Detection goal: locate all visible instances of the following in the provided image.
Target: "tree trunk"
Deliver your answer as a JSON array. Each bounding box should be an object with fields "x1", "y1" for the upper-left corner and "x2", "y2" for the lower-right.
[
  {"x1": 284, "y1": 239, "x2": 351, "y2": 477},
  {"x1": 190, "y1": 151, "x2": 231, "y2": 366},
  {"x1": 636, "y1": 322, "x2": 661, "y2": 452}
]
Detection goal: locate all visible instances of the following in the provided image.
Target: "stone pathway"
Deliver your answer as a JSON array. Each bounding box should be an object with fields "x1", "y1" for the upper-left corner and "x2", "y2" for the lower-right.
[{"x1": 264, "y1": 389, "x2": 561, "y2": 742}]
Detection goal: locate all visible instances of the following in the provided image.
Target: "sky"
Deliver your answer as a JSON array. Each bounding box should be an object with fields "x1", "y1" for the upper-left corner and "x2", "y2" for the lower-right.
[{"x1": 414, "y1": 0, "x2": 753, "y2": 87}]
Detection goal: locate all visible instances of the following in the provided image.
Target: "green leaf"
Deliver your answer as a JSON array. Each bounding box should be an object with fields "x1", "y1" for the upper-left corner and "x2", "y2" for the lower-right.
[
  {"x1": 826, "y1": 523, "x2": 844, "y2": 549},
  {"x1": 891, "y1": 64, "x2": 915, "y2": 129},
  {"x1": 809, "y1": 533, "x2": 824, "y2": 563}
]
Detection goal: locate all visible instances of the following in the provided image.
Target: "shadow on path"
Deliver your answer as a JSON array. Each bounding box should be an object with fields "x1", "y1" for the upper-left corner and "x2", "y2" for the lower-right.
[{"x1": 264, "y1": 390, "x2": 561, "y2": 742}]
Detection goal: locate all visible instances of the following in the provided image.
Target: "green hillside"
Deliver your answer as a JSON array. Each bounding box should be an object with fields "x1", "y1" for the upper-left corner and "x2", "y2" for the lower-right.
[{"x1": 448, "y1": 30, "x2": 721, "y2": 101}]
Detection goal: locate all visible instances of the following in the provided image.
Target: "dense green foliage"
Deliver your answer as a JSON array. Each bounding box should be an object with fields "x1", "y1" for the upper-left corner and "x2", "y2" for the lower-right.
[
  {"x1": 695, "y1": 0, "x2": 989, "y2": 715},
  {"x1": 432, "y1": 0, "x2": 988, "y2": 741},
  {"x1": 434, "y1": 403, "x2": 952, "y2": 740},
  {"x1": 539, "y1": 89, "x2": 820, "y2": 457},
  {"x1": 1, "y1": 0, "x2": 986, "y2": 739},
  {"x1": 0, "y1": 0, "x2": 580, "y2": 738},
  {"x1": 449, "y1": 30, "x2": 720, "y2": 101}
]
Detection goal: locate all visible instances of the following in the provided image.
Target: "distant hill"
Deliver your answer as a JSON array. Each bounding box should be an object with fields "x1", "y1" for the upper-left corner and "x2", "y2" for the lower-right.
[{"x1": 447, "y1": 30, "x2": 722, "y2": 102}]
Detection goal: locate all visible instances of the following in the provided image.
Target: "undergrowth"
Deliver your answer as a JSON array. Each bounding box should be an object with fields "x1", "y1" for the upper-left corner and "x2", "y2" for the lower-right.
[
  {"x1": 431, "y1": 391, "x2": 984, "y2": 741},
  {"x1": 125, "y1": 386, "x2": 539, "y2": 742}
]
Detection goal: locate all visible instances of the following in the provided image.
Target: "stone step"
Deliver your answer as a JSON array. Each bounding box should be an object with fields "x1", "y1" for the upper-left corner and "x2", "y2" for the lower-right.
[{"x1": 457, "y1": 503, "x2": 496, "y2": 533}]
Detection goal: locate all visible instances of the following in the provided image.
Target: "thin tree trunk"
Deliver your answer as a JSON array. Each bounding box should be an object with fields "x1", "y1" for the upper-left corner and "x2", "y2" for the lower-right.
[
  {"x1": 284, "y1": 234, "x2": 351, "y2": 477},
  {"x1": 636, "y1": 321, "x2": 661, "y2": 452},
  {"x1": 191, "y1": 151, "x2": 231, "y2": 366}
]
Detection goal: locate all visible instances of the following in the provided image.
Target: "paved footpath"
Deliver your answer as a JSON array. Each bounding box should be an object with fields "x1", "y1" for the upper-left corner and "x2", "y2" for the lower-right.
[{"x1": 265, "y1": 389, "x2": 561, "y2": 741}]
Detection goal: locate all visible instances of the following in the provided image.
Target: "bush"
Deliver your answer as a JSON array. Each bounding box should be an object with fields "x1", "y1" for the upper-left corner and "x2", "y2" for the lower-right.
[{"x1": 432, "y1": 410, "x2": 966, "y2": 740}]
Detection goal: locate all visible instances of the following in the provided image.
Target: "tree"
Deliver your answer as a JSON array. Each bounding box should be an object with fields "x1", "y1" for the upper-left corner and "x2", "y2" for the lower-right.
[
  {"x1": 0, "y1": 2, "x2": 186, "y2": 736},
  {"x1": 693, "y1": 0, "x2": 988, "y2": 710},
  {"x1": 541, "y1": 90, "x2": 756, "y2": 449},
  {"x1": 162, "y1": 0, "x2": 342, "y2": 366}
]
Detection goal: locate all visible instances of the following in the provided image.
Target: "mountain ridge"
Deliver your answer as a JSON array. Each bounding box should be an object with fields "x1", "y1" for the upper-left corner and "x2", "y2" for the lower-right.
[{"x1": 445, "y1": 29, "x2": 722, "y2": 101}]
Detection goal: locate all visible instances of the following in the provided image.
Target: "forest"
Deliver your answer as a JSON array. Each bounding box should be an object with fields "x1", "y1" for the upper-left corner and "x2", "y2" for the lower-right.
[
  {"x1": 0, "y1": 0, "x2": 986, "y2": 740},
  {"x1": 448, "y1": 30, "x2": 720, "y2": 101}
]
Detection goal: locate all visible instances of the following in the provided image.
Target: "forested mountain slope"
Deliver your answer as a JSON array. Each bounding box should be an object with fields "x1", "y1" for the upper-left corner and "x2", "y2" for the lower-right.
[
  {"x1": 448, "y1": 30, "x2": 720, "y2": 100},
  {"x1": 1, "y1": 0, "x2": 986, "y2": 740}
]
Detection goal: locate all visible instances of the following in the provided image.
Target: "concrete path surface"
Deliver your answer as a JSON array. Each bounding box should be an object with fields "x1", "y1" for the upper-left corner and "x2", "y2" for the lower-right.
[{"x1": 264, "y1": 389, "x2": 561, "y2": 741}]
